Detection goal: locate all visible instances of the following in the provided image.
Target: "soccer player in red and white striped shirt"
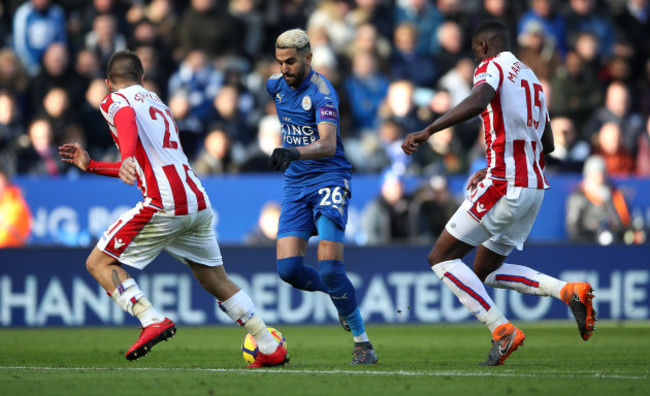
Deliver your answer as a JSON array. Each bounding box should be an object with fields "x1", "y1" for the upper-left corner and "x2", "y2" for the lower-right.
[
  {"x1": 60, "y1": 50, "x2": 287, "y2": 367},
  {"x1": 402, "y1": 21, "x2": 596, "y2": 366}
]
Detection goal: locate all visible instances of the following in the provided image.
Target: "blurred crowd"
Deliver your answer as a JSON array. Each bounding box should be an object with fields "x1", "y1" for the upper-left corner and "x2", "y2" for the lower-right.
[{"x1": 1, "y1": 0, "x2": 650, "y2": 246}]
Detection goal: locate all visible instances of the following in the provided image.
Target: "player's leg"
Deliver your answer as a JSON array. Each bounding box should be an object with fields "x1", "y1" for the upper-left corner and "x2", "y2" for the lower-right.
[
  {"x1": 188, "y1": 262, "x2": 288, "y2": 367},
  {"x1": 316, "y1": 215, "x2": 378, "y2": 364},
  {"x1": 476, "y1": 244, "x2": 596, "y2": 341},
  {"x1": 167, "y1": 209, "x2": 287, "y2": 367},
  {"x1": 430, "y1": 205, "x2": 523, "y2": 366},
  {"x1": 475, "y1": 187, "x2": 596, "y2": 341},
  {"x1": 93, "y1": 204, "x2": 175, "y2": 360},
  {"x1": 275, "y1": 197, "x2": 328, "y2": 293},
  {"x1": 276, "y1": 236, "x2": 328, "y2": 292}
]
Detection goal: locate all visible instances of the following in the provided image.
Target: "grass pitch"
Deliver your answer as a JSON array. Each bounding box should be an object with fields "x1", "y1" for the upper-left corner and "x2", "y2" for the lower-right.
[{"x1": 1, "y1": 322, "x2": 648, "y2": 395}]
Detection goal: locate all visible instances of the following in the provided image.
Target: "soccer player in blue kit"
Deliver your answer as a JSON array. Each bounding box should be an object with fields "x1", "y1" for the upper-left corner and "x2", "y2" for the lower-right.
[{"x1": 267, "y1": 28, "x2": 378, "y2": 365}]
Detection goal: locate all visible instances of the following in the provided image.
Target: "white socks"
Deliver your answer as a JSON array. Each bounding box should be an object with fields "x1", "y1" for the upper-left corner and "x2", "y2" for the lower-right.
[
  {"x1": 220, "y1": 290, "x2": 279, "y2": 354},
  {"x1": 354, "y1": 333, "x2": 370, "y2": 343},
  {"x1": 433, "y1": 259, "x2": 507, "y2": 333},
  {"x1": 109, "y1": 278, "x2": 164, "y2": 327},
  {"x1": 484, "y1": 263, "x2": 566, "y2": 298}
]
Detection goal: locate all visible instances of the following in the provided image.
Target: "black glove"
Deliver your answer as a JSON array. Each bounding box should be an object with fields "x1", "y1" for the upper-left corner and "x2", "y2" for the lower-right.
[{"x1": 269, "y1": 147, "x2": 300, "y2": 171}]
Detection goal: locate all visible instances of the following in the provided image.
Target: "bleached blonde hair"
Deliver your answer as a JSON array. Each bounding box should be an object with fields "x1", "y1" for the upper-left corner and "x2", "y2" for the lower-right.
[{"x1": 275, "y1": 29, "x2": 311, "y2": 52}]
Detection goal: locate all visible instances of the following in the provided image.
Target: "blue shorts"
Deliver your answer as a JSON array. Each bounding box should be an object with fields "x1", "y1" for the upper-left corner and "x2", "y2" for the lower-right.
[{"x1": 277, "y1": 181, "x2": 351, "y2": 242}]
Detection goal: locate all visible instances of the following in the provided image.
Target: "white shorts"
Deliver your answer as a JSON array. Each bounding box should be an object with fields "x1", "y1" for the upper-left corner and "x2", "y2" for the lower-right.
[
  {"x1": 445, "y1": 185, "x2": 544, "y2": 256},
  {"x1": 97, "y1": 203, "x2": 223, "y2": 269}
]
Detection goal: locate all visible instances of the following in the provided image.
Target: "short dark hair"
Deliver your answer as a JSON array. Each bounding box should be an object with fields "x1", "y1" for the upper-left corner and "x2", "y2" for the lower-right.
[
  {"x1": 473, "y1": 20, "x2": 509, "y2": 48},
  {"x1": 107, "y1": 50, "x2": 144, "y2": 85}
]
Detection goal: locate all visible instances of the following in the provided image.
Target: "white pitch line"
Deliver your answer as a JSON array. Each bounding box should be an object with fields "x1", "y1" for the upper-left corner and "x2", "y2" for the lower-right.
[{"x1": 0, "y1": 366, "x2": 646, "y2": 380}]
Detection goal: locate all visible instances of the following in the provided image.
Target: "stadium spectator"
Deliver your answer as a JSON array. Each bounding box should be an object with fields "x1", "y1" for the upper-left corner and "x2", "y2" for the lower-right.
[
  {"x1": 550, "y1": 50, "x2": 603, "y2": 132},
  {"x1": 168, "y1": 50, "x2": 223, "y2": 122},
  {"x1": 545, "y1": 117, "x2": 590, "y2": 173},
  {"x1": 244, "y1": 201, "x2": 281, "y2": 246},
  {"x1": 39, "y1": 86, "x2": 73, "y2": 142},
  {"x1": 379, "y1": 79, "x2": 426, "y2": 136},
  {"x1": 582, "y1": 81, "x2": 644, "y2": 153},
  {"x1": 516, "y1": 0, "x2": 567, "y2": 57},
  {"x1": 433, "y1": 20, "x2": 469, "y2": 79},
  {"x1": 167, "y1": 89, "x2": 205, "y2": 160},
  {"x1": 410, "y1": 174, "x2": 458, "y2": 244},
  {"x1": 436, "y1": 57, "x2": 474, "y2": 107},
  {"x1": 306, "y1": 0, "x2": 356, "y2": 55},
  {"x1": 74, "y1": 48, "x2": 103, "y2": 89},
  {"x1": 77, "y1": 79, "x2": 114, "y2": 160},
  {"x1": 175, "y1": 0, "x2": 244, "y2": 59},
  {"x1": 566, "y1": 155, "x2": 632, "y2": 244},
  {"x1": 29, "y1": 43, "x2": 84, "y2": 115},
  {"x1": 390, "y1": 23, "x2": 437, "y2": 88},
  {"x1": 343, "y1": 22, "x2": 392, "y2": 76},
  {"x1": 515, "y1": 20, "x2": 561, "y2": 81},
  {"x1": 636, "y1": 115, "x2": 650, "y2": 175},
  {"x1": 343, "y1": 51, "x2": 389, "y2": 135},
  {"x1": 192, "y1": 126, "x2": 240, "y2": 175},
  {"x1": 208, "y1": 85, "x2": 255, "y2": 145},
  {"x1": 395, "y1": 0, "x2": 444, "y2": 56},
  {"x1": 565, "y1": 0, "x2": 617, "y2": 58},
  {"x1": 240, "y1": 115, "x2": 282, "y2": 173},
  {"x1": 15, "y1": 117, "x2": 64, "y2": 176},
  {"x1": 84, "y1": 13, "x2": 128, "y2": 71},
  {"x1": 141, "y1": 0, "x2": 178, "y2": 49},
  {"x1": 0, "y1": 167, "x2": 32, "y2": 248},
  {"x1": 612, "y1": 0, "x2": 650, "y2": 80},
  {"x1": 229, "y1": 0, "x2": 265, "y2": 60},
  {"x1": 361, "y1": 170, "x2": 413, "y2": 245},
  {"x1": 592, "y1": 122, "x2": 636, "y2": 176},
  {"x1": 12, "y1": 0, "x2": 67, "y2": 76},
  {"x1": 413, "y1": 125, "x2": 467, "y2": 175},
  {"x1": 0, "y1": 48, "x2": 30, "y2": 113},
  {"x1": 0, "y1": 91, "x2": 25, "y2": 169},
  {"x1": 347, "y1": 0, "x2": 394, "y2": 41}
]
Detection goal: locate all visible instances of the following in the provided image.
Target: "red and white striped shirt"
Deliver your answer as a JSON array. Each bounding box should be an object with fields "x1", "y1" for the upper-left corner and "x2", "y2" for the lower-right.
[
  {"x1": 474, "y1": 51, "x2": 549, "y2": 190},
  {"x1": 99, "y1": 85, "x2": 209, "y2": 215}
]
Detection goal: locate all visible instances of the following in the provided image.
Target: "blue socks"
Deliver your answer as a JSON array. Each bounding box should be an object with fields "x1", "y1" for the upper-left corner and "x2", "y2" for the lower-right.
[
  {"x1": 277, "y1": 256, "x2": 328, "y2": 292},
  {"x1": 277, "y1": 257, "x2": 366, "y2": 336},
  {"x1": 319, "y1": 260, "x2": 366, "y2": 335}
]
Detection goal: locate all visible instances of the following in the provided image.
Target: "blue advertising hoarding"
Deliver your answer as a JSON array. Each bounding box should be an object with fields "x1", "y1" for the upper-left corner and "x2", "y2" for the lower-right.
[
  {"x1": 1, "y1": 245, "x2": 648, "y2": 327},
  {"x1": 13, "y1": 174, "x2": 650, "y2": 246}
]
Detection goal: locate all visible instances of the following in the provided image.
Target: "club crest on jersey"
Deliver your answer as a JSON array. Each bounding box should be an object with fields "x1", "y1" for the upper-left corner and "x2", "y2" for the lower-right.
[{"x1": 302, "y1": 95, "x2": 312, "y2": 111}]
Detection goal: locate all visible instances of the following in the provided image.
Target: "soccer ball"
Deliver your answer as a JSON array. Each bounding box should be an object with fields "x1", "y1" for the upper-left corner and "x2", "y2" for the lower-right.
[{"x1": 242, "y1": 326, "x2": 286, "y2": 365}]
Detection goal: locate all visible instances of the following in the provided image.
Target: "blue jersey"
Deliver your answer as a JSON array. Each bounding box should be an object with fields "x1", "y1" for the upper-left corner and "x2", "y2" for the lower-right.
[{"x1": 267, "y1": 70, "x2": 352, "y2": 187}]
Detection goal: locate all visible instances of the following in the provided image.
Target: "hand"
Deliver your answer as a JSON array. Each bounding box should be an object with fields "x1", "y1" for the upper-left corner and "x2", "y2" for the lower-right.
[
  {"x1": 466, "y1": 168, "x2": 487, "y2": 191},
  {"x1": 119, "y1": 157, "x2": 137, "y2": 185},
  {"x1": 269, "y1": 147, "x2": 300, "y2": 171},
  {"x1": 59, "y1": 143, "x2": 90, "y2": 171},
  {"x1": 401, "y1": 130, "x2": 431, "y2": 155}
]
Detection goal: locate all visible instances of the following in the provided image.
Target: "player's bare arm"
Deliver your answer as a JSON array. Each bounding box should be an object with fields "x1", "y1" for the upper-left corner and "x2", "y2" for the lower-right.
[
  {"x1": 59, "y1": 143, "x2": 90, "y2": 171},
  {"x1": 402, "y1": 83, "x2": 496, "y2": 155},
  {"x1": 270, "y1": 123, "x2": 337, "y2": 171},
  {"x1": 296, "y1": 122, "x2": 337, "y2": 159},
  {"x1": 541, "y1": 121, "x2": 555, "y2": 155}
]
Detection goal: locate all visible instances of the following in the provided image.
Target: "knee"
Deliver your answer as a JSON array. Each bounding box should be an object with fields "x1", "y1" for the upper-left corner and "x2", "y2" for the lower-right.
[
  {"x1": 85, "y1": 257, "x2": 99, "y2": 275},
  {"x1": 427, "y1": 249, "x2": 443, "y2": 267},
  {"x1": 277, "y1": 257, "x2": 302, "y2": 284},
  {"x1": 319, "y1": 260, "x2": 344, "y2": 286},
  {"x1": 474, "y1": 267, "x2": 490, "y2": 282}
]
